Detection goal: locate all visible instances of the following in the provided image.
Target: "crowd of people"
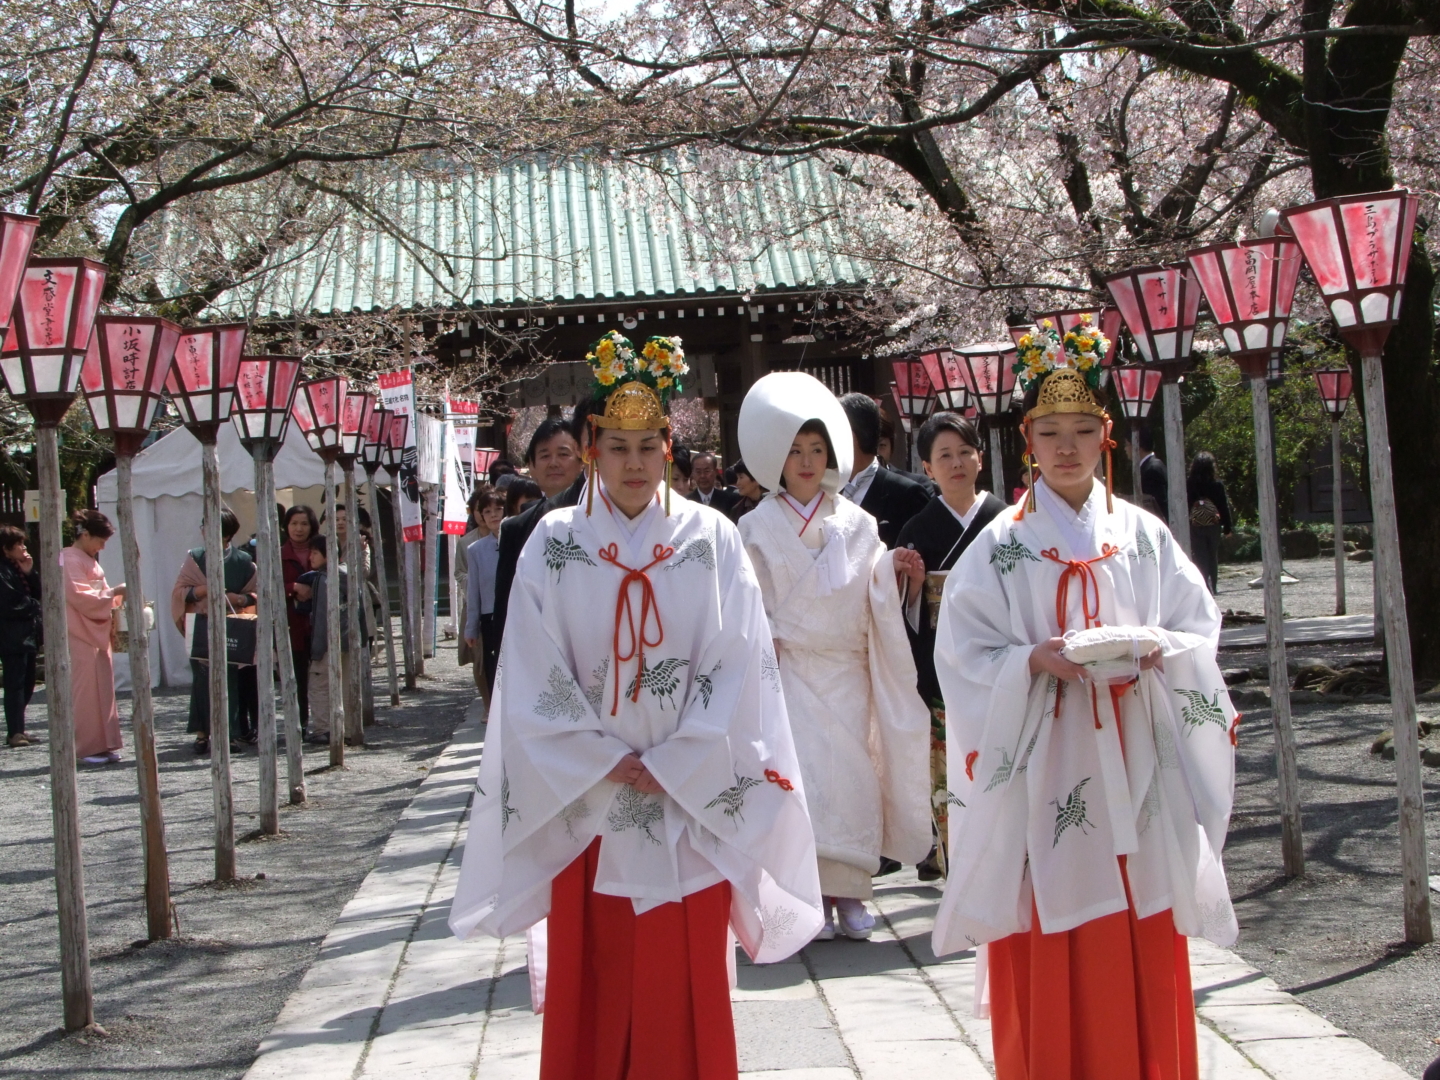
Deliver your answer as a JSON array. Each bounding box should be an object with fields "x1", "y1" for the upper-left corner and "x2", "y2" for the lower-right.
[{"x1": 448, "y1": 330, "x2": 1243, "y2": 1080}]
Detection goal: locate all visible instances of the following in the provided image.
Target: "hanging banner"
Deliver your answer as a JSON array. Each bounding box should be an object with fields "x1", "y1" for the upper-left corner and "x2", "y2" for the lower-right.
[
  {"x1": 445, "y1": 396, "x2": 479, "y2": 493},
  {"x1": 378, "y1": 368, "x2": 424, "y2": 542},
  {"x1": 441, "y1": 420, "x2": 468, "y2": 536}
]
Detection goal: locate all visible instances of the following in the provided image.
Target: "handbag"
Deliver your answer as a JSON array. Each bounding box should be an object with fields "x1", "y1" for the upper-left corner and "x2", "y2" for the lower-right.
[
  {"x1": 190, "y1": 611, "x2": 259, "y2": 668},
  {"x1": 1190, "y1": 497, "x2": 1222, "y2": 527}
]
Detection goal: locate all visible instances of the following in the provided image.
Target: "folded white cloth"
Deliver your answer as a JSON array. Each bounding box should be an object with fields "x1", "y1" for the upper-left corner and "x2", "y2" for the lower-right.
[{"x1": 1062, "y1": 625, "x2": 1163, "y2": 683}]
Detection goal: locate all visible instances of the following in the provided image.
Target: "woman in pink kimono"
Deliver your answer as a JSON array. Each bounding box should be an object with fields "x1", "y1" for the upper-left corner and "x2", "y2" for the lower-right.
[{"x1": 64, "y1": 509, "x2": 125, "y2": 764}]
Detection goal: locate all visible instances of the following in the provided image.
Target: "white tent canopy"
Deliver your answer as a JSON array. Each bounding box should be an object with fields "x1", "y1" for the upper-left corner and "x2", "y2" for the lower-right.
[{"x1": 95, "y1": 423, "x2": 383, "y2": 690}]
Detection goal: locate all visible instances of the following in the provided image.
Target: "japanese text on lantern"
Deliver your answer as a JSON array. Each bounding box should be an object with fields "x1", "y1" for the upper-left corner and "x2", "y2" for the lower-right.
[
  {"x1": 184, "y1": 336, "x2": 212, "y2": 388},
  {"x1": 40, "y1": 269, "x2": 58, "y2": 345},
  {"x1": 239, "y1": 366, "x2": 263, "y2": 409},
  {"x1": 1245, "y1": 248, "x2": 1262, "y2": 318},
  {"x1": 1364, "y1": 202, "x2": 1379, "y2": 284},
  {"x1": 121, "y1": 325, "x2": 141, "y2": 389}
]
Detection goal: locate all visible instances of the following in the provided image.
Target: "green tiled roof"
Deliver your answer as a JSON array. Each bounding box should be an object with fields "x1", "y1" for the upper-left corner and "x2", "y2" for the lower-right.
[{"x1": 208, "y1": 156, "x2": 868, "y2": 319}]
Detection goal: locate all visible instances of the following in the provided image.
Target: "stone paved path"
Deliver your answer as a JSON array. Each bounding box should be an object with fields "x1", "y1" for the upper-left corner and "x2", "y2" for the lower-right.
[{"x1": 243, "y1": 711, "x2": 1414, "y2": 1080}]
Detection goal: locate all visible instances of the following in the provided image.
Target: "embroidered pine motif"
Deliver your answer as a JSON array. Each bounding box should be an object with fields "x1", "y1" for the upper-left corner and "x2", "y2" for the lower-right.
[
  {"x1": 666, "y1": 536, "x2": 716, "y2": 571},
  {"x1": 1154, "y1": 717, "x2": 1180, "y2": 768},
  {"x1": 536, "y1": 665, "x2": 587, "y2": 722},
  {"x1": 1050, "y1": 778, "x2": 1095, "y2": 846},
  {"x1": 990, "y1": 534, "x2": 1040, "y2": 574},
  {"x1": 543, "y1": 530, "x2": 596, "y2": 580},
  {"x1": 1134, "y1": 528, "x2": 1158, "y2": 564},
  {"x1": 625, "y1": 657, "x2": 690, "y2": 708},
  {"x1": 761, "y1": 905, "x2": 799, "y2": 944},
  {"x1": 694, "y1": 660, "x2": 721, "y2": 708},
  {"x1": 761, "y1": 646, "x2": 781, "y2": 691},
  {"x1": 560, "y1": 797, "x2": 592, "y2": 840},
  {"x1": 607, "y1": 784, "x2": 665, "y2": 844},
  {"x1": 985, "y1": 747, "x2": 1015, "y2": 792},
  {"x1": 1137, "y1": 775, "x2": 1160, "y2": 835},
  {"x1": 500, "y1": 771, "x2": 518, "y2": 833},
  {"x1": 1177, "y1": 688, "x2": 1227, "y2": 734},
  {"x1": 705, "y1": 772, "x2": 762, "y2": 822},
  {"x1": 584, "y1": 657, "x2": 609, "y2": 713},
  {"x1": 984, "y1": 645, "x2": 1009, "y2": 664},
  {"x1": 1199, "y1": 898, "x2": 1235, "y2": 941}
]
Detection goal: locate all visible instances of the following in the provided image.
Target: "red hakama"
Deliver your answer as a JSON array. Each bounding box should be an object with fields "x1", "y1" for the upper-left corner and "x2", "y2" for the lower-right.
[
  {"x1": 541, "y1": 839, "x2": 738, "y2": 1080},
  {"x1": 987, "y1": 860, "x2": 1198, "y2": 1080}
]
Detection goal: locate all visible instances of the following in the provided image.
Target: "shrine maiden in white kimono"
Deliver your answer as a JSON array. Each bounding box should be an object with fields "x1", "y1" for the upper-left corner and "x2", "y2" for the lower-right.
[
  {"x1": 449, "y1": 484, "x2": 825, "y2": 965},
  {"x1": 931, "y1": 476, "x2": 1239, "y2": 958},
  {"x1": 736, "y1": 373, "x2": 932, "y2": 901}
]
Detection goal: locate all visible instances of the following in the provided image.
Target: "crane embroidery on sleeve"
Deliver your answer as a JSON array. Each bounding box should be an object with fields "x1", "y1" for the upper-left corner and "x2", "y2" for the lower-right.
[
  {"x1": 544, "y1": 530, "x2": 596, "y2": 580},
  {"x1": 1051, "y1": 778, "x2": 1094, "y2": 846},
  {"x1": 704, "y1": 772, "x2": 762, "y2": 822},
  {"x1": 665, "y1": 536, "x2": 716, "y2": 571},
  {"x1": 990, "y1": 534, "x2": 1041, "y2": 574},
  {"x1": 626, "y1": 657, "x2": 690, "y2": 708},
  {"x1": 1176, "y1": 689, "x2": 1227, "y2": 734},
  {"x1": 694, "y1": 660, "x2": 721, "y2": 708}
]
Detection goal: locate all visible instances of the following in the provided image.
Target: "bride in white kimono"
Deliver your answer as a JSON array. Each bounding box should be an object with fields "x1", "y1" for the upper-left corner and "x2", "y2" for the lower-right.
[
  {"x1": 737, "y1": 372, "x2": 932, "y2": 940},
  {"x1": 931, "y1": 345, "x2": 1238, "y2": 1080}
]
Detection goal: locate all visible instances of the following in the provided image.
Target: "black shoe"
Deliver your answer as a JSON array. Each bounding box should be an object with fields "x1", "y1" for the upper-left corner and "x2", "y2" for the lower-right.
[
  {"x1": 229, "y1": 739, "x2": 243, "y2": 753},
  {"x1": 916, "y1": 848, "x2": 944, "y2": 881},
  {"x1": 874, "y1": 857, "x2": 902, "y2": 877},
  {"x1": 304, "y1": 732, "x2": 330, "y2": 745},
  {"x1": 193, "y1": 737, "x2": 210, "y2": 756}
]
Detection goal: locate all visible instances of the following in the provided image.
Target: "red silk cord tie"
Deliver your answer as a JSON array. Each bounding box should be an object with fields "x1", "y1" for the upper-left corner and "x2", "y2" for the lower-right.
[
  {"x1": 1042, "y1": 545, "x2": 1119, "y2": 722},
  {"x1": 764, "y1": 769, "x2": 794, "y2": 792},
  {"x1": 598, "y1": 542, "x2": 674, "y2": 715}
]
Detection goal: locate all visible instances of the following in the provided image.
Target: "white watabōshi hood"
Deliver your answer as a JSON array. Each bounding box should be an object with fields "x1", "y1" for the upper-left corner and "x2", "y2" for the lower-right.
[{"x1": 737, "y1": 372, "x2": 854, "y2": 496}]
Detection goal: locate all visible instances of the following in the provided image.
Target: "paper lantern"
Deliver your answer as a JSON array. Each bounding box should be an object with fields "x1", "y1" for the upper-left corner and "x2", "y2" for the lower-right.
[
  {"x1": 1187, "y1": 237, "x2": 1303, "y2": 378},
  {"x1": 919, "y1": 348, "x2": 971, "y2": 414},
  {"x1": 1313, "y1": 368, "x2": 1353, "y2": 420},
  {"x1": 890, "y1": 358, "x2": 933, "y2": 424},
  {"x1": 166, "y1": 323, "x2": 247, "y2": 436},
  {"x1": 1111, "y1": 365, "x2": 1163, "y2": 419},
  {"x1": 382, "y1": 412, "x2": 409, "y2": 472},
  {"x1": 293, "y1": 376, "x2": 347, "y2": 460},
  {"x1": 1, "y1": 257, "x2": 107, "y2": 422},
  {"x1": 1103, "y1": 264, "x2": 1202, "y2": 368},
  {"x1": 954, "y1": 342, "x2": 1019, "y2": 417},
  {"x1": 361, "y1": 406, "x2": 392, "y2": 471},
  {"x1": 339, "y1": 391, "x2": 375, "y2": 461},
  {"x1": 0, "y1": 212, "x2": 40, "y2": 335},
  {"x1": 81, "y1": 316, "x2": 181, "y2": 453},
  {"x1": 232, "y1": 355, "x2": 302, "y2": 449}
]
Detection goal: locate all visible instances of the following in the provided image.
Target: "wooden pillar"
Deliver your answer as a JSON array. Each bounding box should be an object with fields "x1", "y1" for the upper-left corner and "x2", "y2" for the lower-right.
[
  {"x1": 115, "y1": 451, "x2": 173, "y2": 936},
  {"x1": 323, "y1": 458, "x2": 346, "y2": 767},
  {"x1": 368, "y1": 473, "x2": 401, "y2": 706},
  {"x1": 1249, "y1": 374, "x2": 1304, "y2": 879},
  {"x1": 421, "y1": 487, "x2": 437, "y2": 663},
  {"x1": 1331, "y1": 418, "x2": 1347, "y2": 617},
  {"x1": 987, "y1": 425, "x2": 1004, "y2": 498},
  {"x1": 1130, "y1": 429, "x2": 1142, "y2": 503},
  {"x1": 251, "y1": 445, "x2": 280, "y2": 834},
  {"x1": 1359, "y1": 350, "x2": 1432, "y2": 943},
  {"x1": 265, "y1": 471, "x2": 305, "y2": 805},
  {"x1": 1160, "y1": 379, "x2": 1191, "y2": 554},
  {"x1": 391, "y1": 479, "x2": 416, "y2": 690},
  {"x1": 200, "y1": 435, "x2": 236, "y2": 881},
  {"x1": 38, "y1": 422, "x2": 95, "y2": 1030},
  {"x1": 343, "y1": 467, "x2": 365, "y2": 746}
]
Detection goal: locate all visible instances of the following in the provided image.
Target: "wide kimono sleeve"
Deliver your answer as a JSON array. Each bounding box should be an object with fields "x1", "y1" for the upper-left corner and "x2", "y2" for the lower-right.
[
  {"x1": 864, "y1": 545, "x2": 933, "y2": 865},
  {"x1": 641, "y1": 520, "x2": 824, "y2": 963},
  {"x1": 449, "y1": 522, "x2": 637, "y2": 943},
  {"x1": 931, "y1": 512, "x2": 1054, "y2": 955},
  {"x1": 64, "y1": 549, "x2": 119, "y2": 621}
]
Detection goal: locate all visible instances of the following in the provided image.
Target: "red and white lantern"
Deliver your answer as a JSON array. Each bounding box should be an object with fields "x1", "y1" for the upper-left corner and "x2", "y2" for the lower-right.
[
  {"x1": 1279, "y1": 189, "x2": 1420, "y2": 357},
  {"x1": 383, "y1": 412, "x2": 410, "y2": 473},
  {"x1": 1103, "y1": 264, "x2": 1202, "y2": 368},
  {"x1": 339, "y1": 391, "x2": 375, "y2": 461},
  {"x1": 0, "y1": 212, "x2": 40, "y2": 335},
  {"x1": 81, "y1": 316, "x2": 181, "y2": 453},
  {"x1": 1313, "y1": 368, "x2": 1353, "y2": 420},
  {"x1": 166, "y1": 323, "x2": 247, "y2": 436},
  {"x1": 955, "y1": 341, "x2": 1019, "y2": 417},
  {"x1": 293, "y1": 376, "x2": 347, "y2": 459},
  {"x1": 920, "y1": 348, "x2": 972, "y2": 414},
  {"x1": 1111, "y1": 365, "x2": 1163, "y2": 420},
  {"x1": 1187, "y1": 237, "x2": 1303, "y2": 378},
  {"x1": 361, "y1": 406, "x2": 392, "y2": 472},
  {"x1": 232, "y1": 355, "x2": 302, "y2": 449},
  {"x1": 474, "y1": 446, "x2": 500, "y2": 476},
  {"x1": 1, "y1": 257, "x2": 107, "y2": 422},
  {"x1": 890, "y1": 358, "x2": 933, "y2": 426}
]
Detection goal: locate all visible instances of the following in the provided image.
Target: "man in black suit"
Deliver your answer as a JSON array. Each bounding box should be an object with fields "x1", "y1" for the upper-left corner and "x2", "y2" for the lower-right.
[
  {"x1": 687, "y1": 451, "x2": 741, "y2": 517},
  {"x1": 1127, "y1": 425, "x2": 1170, "y2": 522},
  {"x1": 878, "y1": 414, "x2": 939, "y2": 496},
  {"x1": 491, "y1": 402, "x2": 595, "y2": 653},
  {"x1": 838, "y1": 393, "x2": 931, "y2": 548}
]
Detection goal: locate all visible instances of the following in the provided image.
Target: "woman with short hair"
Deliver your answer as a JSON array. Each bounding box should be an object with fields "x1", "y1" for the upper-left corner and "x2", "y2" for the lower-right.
[
  {"x1": 282, "y1": 505, "x2": 319, "y2": 733},
  {"x1": 65, "y1": 509, "x2": 126, "y2": 764}
]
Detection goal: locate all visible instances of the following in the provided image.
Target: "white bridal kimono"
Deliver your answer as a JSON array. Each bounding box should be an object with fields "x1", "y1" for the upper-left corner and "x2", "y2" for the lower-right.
[
  {"x1": 739, "y1": 491, "x2": 932, "y2": 898},
  {"x1": 932, "y1": 479, "x2": 1239, "y2": 957},
  {"x1": 449, "y1": 492, "x2": 824, "y2": 964}
]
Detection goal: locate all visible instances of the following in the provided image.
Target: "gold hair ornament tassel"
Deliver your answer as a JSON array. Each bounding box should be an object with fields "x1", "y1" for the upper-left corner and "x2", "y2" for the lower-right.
[
  {"x1": 1102, "y1": 420, "x2": 1116, "y2": 514},
  {"x1": 585, "y1": 418, "x2": 598, "y2": 516},
  {"x1": 664, "y1": 453, "x2": 673, "y2": 516}
]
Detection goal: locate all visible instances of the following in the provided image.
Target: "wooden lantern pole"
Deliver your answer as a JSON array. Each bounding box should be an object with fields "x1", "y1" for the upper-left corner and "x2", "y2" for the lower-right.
[
  {"x1": 251, "y1": 443, "x2": 282, "y2": 833},
  {"x1": 115, "y1": 443, "x2": 174, "y2": 935},
  {"x1": 37, "y1": 416, "x2": 95, "y2": 1029},
  {"x1": 198, "y1": 430, "x2": 237, "y2": 880},
  {"x1": 1159, "y1": 376, "x2": 1191, "y2": 554},
  {"x1": 323, "y1": 457, "x2": 346, "y2": 767},
  {"x1": 1246, "y1": 367, "x2": 1304, "y2": 877},
  {"x1": 367, "y1": 468, "x2": 400, "y2": 705},
  {"x1": 421, "y1": 485, "x2": 436, "y2": 667},
  {"x1": 1130, "y1": 429, "x2": 1142, "y2": 502},
  {"x1": 1330, "y1": 416, "x2": 1347, "y2": 616},
  {"x1": 391, "y1": 479, "x2": 417, "y2": 690},
  {"x1": 269, "y1": 496, "x2": 306, "y2": 804},
  {"x1": 1360, "y1": 349, "x2": 1432, "y2": 942},
  {"x1": 987, "y1": 425, "x2": 1004, "y2": 498},
  {"x1": 343, "y1": 462, "x2": 365, "y2": 746}
]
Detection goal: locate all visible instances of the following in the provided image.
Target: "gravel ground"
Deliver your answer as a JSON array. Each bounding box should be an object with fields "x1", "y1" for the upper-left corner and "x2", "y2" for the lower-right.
[
  {"x1": 1216, "y1": 554, "x2": 1373, "y2": 620},
  {"x1": 0, "y1": 643, "x2": 477, "y2": 1080}
]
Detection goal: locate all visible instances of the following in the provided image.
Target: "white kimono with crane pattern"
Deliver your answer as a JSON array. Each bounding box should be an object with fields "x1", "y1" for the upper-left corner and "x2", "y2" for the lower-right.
[
  {"x1": 931, "y1": 479, "x2": 1239, "y2": 958},
  {"x1": 449, "y1": 493, "x2": 824, "y2": 964}
]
